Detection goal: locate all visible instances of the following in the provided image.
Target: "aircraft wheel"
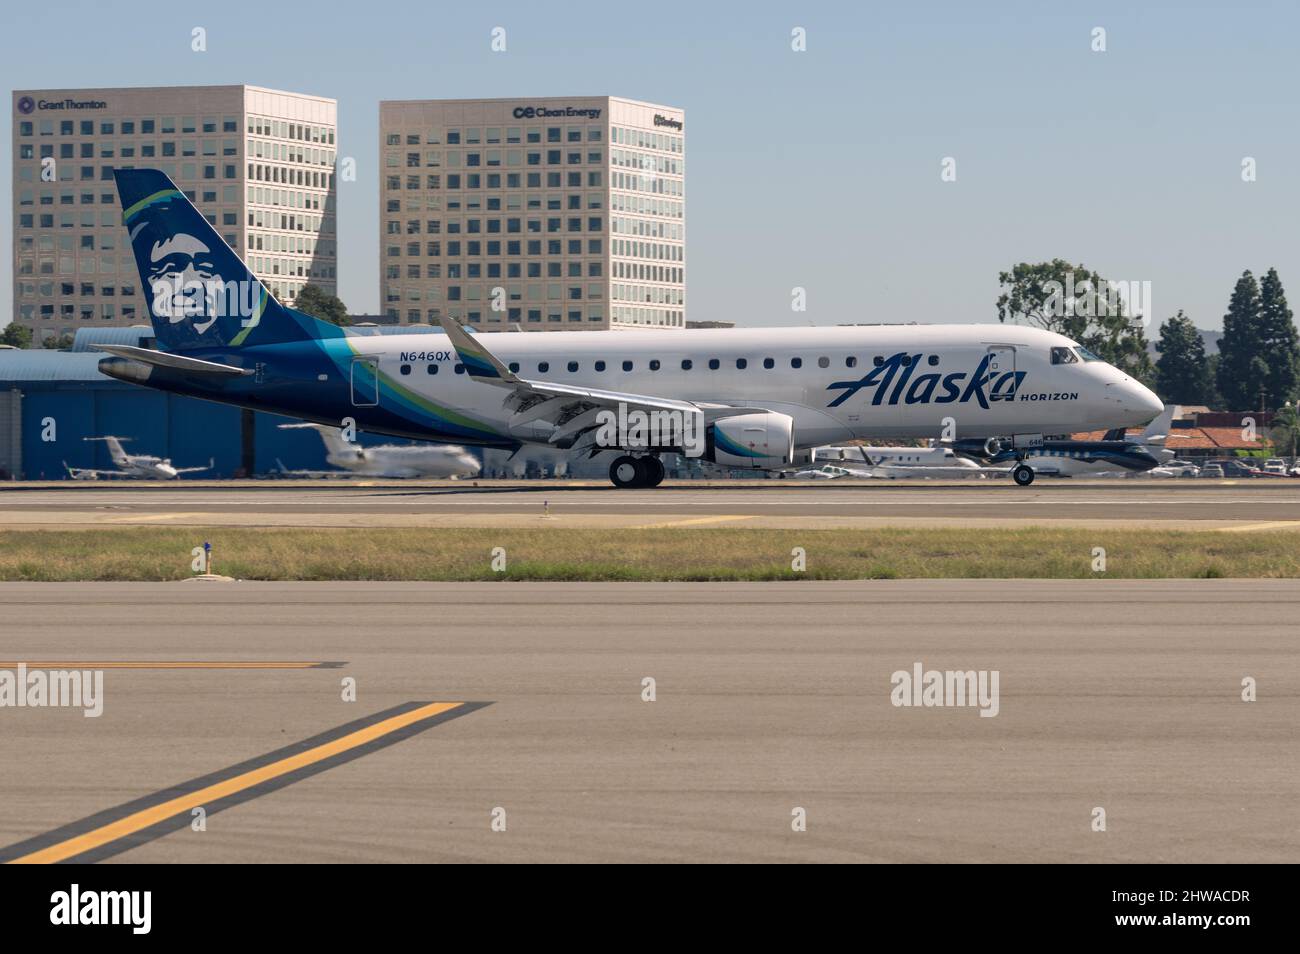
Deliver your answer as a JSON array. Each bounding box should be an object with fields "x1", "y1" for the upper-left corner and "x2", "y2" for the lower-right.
[
  {"x1": 643, "y1": 456, "x2": 665, "y2": 488},
  {"x1": 1012, "y1": 463, "x2": 1035, "y2": 487},
  {"x1": 610, "y1": 455, "x2": 643, "y2": 489}
]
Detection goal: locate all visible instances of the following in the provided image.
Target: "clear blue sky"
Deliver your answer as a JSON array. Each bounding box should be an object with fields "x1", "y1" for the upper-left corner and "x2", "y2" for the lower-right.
[{"x1": 3, "y1": 0, "x2": 1298, "y2": 331}]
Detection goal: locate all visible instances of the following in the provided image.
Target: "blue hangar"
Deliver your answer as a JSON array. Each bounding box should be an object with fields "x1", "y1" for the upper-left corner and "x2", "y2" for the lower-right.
[{"x1": 0, "y1": 325, "x2": 459, "y2": 479}]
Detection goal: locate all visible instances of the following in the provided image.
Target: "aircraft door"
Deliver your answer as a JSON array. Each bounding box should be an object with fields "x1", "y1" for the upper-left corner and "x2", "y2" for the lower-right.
[
  {"x1": 985, "y1": 346, "x2": 1017, "y2": 403},
  {"x1": 351, "y1": 357, "x2": 379, "y2": 407}
]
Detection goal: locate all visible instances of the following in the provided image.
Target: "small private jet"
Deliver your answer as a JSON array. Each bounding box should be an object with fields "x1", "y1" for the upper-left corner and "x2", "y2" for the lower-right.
[
  {"x1": 65, "y1": 436, "x2": 211, "y2": 480},
  {"x1": 276, "y1": 423, "x2": 480, "y2": 479},
  {"x1": 807, "y1": 443, "x2": 989, "y2": 479}
]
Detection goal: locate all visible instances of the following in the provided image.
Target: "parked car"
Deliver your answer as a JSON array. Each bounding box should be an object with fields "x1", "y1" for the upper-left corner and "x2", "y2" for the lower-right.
[
  {"x1": 1202, "y1": 457, "x2": 1260, "y2": 477},
  {"x1": 1263, "y1": 458, "x2": 1289, "y2": 475},
  {"x1": 1159, "y1": 460, "x2": 1200, "y2": 477},
  {"x1": 1199, "y1": 463, "x2": 1225, "y2": 478}
]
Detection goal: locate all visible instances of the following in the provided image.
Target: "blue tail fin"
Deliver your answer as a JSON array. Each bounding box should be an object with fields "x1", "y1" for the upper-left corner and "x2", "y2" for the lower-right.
[{"x1": 114, "y1": 168, "x2": 340, "y2": 351}]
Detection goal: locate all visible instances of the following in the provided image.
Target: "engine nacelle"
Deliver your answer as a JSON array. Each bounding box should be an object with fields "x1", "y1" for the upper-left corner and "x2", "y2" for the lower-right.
[{"x1": 705, "y1": 412, "x2": 795, "y2": 470}]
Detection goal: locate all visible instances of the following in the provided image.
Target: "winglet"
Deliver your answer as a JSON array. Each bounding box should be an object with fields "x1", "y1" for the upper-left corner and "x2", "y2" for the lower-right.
[{"x1": 437, "y1": 317, "x2": 520, "y2": 384}]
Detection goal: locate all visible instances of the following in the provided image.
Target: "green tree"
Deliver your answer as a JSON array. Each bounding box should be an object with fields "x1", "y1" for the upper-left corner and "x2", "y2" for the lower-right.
[
  {"x1": 996, "y1": 259, "x2": 1154, "y2": 382},
  {"x1": 1, "y1": 323, "x2": 33, "y2": 349},
  {"x1": 1202, "y1": 355, "x2": 1225, "y2": 409},
  {"x1": 1272, "y1": 403, "x2": 1300, "y2": 459},
  {"x1": 41, "y1": 332, "x2": 74, "y2": 350},
  {"x1": 293, "y1": 285, "x2": 351, "y2": 326},
  {"x1": 1216, "y1": 270, "x2": 1263, "y2": 409},
  {"x1": 1257, "y1": 267, "x2": 1300, "y2": 408},
  {"x1": 1154, "y1": 310, "x2": 1209, "y2": 404}
]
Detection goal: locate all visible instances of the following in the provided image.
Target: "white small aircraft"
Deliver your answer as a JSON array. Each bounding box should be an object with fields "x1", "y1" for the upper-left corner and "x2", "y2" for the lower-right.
[
  {"x1": 794, "y1": 463, "x2": 861, "y2": 480},
  {"x1": 276, "y1": 423, "x2": 480, "y2": 479},
  {"x1": 65, "y1": 436, "x2": 212, "y2": 480},
  {"x1": 809, "y1": 443, "x2": 989, "y2": 478}
]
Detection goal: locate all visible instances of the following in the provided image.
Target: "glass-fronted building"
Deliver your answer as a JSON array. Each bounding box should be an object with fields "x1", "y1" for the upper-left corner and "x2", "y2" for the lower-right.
[
  {"x1": 379, "y1": 96, "x2": 684, "y2": 331},
  {"x1": 11, "y1": 85, "x2": 337, "y2": 342}
]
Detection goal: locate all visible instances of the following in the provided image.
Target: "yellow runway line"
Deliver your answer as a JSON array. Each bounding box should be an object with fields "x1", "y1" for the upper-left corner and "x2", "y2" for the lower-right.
[
  {"x1": 633, "y1": 515, "x2": 755, "y2": 529},
  {"x1": 4, "y1": 701, "x2": 471, "y2": 864}
]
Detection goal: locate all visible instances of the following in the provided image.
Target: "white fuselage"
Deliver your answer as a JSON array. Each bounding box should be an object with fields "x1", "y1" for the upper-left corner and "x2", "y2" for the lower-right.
[
  {"x1": 327, "y1": 443, "x2": 479, "y2": 479},
  {"x1": 347, "y1": 324, "x2": 1163, "y2": 450},
  {"x1": 813, "y1": 444, "x2": 986, "y2": 478}
]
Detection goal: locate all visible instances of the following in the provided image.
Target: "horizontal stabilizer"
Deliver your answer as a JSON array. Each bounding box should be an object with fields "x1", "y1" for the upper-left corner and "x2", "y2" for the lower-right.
[{"x1": 92, "y1": 345, "x2": 252, "y2": 377}]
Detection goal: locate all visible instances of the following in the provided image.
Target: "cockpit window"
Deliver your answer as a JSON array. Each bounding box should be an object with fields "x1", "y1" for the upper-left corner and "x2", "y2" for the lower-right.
[
  {"x1": 1074, "y1": 346, "x2": 1105, "y2": 362},
  {"x1": 1050, "y1": 346, "x2": 1078, "y2": 365}
]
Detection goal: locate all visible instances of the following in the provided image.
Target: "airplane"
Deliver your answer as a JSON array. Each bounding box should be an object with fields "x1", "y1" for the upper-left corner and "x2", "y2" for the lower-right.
[
  {"x1": 793, "y1": 463, "x2": 860, "y2": 480},
  {"x1": 65, "y1": 436, "x2": 212, "y2": 480},
  {"x1": 94, "y1": 168, "x2": 1164, "y2": 489},
  {"x1": 949, "y1": 405, "x2": 1180, "y2": 477},
  {"x1": 809, "y1": 443, "x2": 990, "y2": 478},
  {"x1": 275, "y1": 423, "x2": 480, "y2": 478}
]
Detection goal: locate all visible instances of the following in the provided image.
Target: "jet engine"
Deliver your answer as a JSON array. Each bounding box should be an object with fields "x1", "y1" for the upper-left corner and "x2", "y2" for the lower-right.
[{"x1": 705, "y1": 412, "x2": 796, "y2": 470}]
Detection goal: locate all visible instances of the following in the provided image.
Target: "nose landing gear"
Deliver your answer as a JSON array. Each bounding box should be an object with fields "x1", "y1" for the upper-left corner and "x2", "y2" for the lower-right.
[
  {"x1": 1012, "y1": 462, "x2": 1035, "y2": 486},
  {"x1": 609, "y1": 454, "x2": 665, "y2": 488}
]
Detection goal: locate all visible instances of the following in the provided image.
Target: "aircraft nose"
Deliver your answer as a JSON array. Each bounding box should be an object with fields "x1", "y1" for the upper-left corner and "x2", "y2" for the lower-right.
[
  {"x1": 1131, "y1": 380, "x2": 1165, "y2": 420},
  {"x1": 1109, "y1": 376, "x2": 1164, "y2": 424}
]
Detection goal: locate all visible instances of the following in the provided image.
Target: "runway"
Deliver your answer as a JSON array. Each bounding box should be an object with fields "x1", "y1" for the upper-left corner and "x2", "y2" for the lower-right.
[
  {"x1": 3, "y1": 479, "x2": 1300, "y2": 530},
  {"x1": 1, "y1": 580, "x2": 1296, "y2": 863}
]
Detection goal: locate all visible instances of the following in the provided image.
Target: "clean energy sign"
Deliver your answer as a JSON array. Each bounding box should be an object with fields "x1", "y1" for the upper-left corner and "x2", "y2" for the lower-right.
[{"x1": 511, "y1": 105, "x2": 602, "y2": 119}]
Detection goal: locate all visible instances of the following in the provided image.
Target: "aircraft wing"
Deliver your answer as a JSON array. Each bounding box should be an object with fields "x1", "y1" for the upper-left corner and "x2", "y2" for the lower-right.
[
  {"x1": 438, "y1": 317, "x2": 764, "y2": 449},
  {"x1": 172, "y1": 458, "x2": 214, "y2": 474},
  {"x1": 65, "y1": 466, "x2": 116, "y2": 478}
]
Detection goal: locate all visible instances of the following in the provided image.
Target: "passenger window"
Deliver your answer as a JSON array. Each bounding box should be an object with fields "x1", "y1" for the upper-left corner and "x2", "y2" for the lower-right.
[
  {"x1": 791, "y1": 357, "x2": 802, "y2": 369},
  {"x1": 1051, "y1": 346, "x2": 1077, "y2": 365},
  {"x1": 538, "y1": 361, "x2": 549, "y2": 372},
  {"x1": 736, "y1": 358, "x2": 747, "y2": 370},
  {"x1": 622, "y1": 360, "x2": 633, "y2": 371},
  {"x1": 874, "y1": 356, "x2": 883, "y2": 366},
  {"x1": 508, "y1": 362, "x2": 519, "y2": 373},
  {"x1": 427, "y1": 364, "x2": 438, "y2": 375},
  {"x1": 846, "y1": 356, "x2": 857, "y2": 368},
  {"x1": 681, "y1": 359, "x2": 693, "y2": 370},
  {"x1": 818, "y1": 356, "x2": 830, "y2": 368},
  {"x1": 595, "y1": 360, "x2": 606, "y2": 371},
  {"x1": 928, "y1": 355, "x2": 939, "y2": 366},
  {"x1": 708, "y1": 358, "x2": 720, "y2": 370},
  {"x1": 763, "y1": 358, "x2": 774, "y2": 369},
  {"x1": 567, "y1": 361, "x2": 579, "y2": 372},
  {"x1": 400, "y1": 364, "x2": 411, "y2": 375},
  {"x1": 649, "y1": 359, "x2": 660, "y2": 371},
  {"x1": 454, "y1": 363, "x2": 465, "y2": 374}
]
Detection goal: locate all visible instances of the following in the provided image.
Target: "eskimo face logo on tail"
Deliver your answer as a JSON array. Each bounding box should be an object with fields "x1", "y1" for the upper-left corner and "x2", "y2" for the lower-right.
[
  {"x1": 142, "y1": 231, "x2": 259, "y2": 335},
  {"x1": 826, "y1": 352, "x2": 1024, "y2": 410}
]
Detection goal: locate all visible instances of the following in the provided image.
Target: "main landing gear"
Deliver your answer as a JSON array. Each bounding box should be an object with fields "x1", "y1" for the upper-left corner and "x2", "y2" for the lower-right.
[
  {"x1": 1012, "y1": 461, "x2": 1036, "y2": 486},
  {"x1": 609, "y1": 455, "x2": 664, "y2": 489}
]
